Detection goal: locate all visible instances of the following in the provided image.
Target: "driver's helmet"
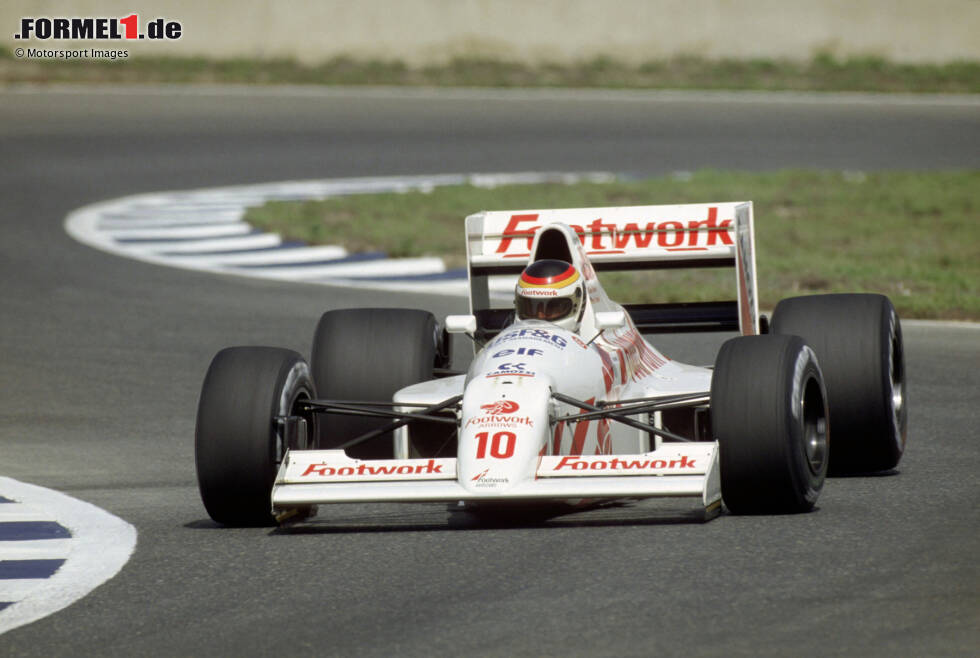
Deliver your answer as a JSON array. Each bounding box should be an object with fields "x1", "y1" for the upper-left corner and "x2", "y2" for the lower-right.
[{"x1": 514, "y1": 259, "x2": 585, "y2": 332}]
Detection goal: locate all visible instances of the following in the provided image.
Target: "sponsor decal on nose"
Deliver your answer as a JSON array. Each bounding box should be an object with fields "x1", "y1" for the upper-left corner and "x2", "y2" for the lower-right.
[{"x1": 480, "y1": 400, "x2": 520, "y2": 414}]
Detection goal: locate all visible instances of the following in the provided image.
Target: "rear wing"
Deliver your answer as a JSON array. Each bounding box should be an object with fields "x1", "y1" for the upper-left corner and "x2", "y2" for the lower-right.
[{"x1": 464, "y1": 202, "x2": 759, "y2": 335}]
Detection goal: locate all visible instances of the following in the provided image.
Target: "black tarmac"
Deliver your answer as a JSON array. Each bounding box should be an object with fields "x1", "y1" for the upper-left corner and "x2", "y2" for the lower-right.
[{"x1": 1, "y1": 86, "x2": 977, "y2": 657}]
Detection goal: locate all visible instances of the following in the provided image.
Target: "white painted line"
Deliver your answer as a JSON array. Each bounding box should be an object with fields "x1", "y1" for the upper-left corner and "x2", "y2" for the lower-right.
[
  {"x1": 97, "y1": 215, "x2": 244, "y2": 230},
  {"x1": 0, "y1": 506, "x2": 63, "y2": 523},
  {"x1": 1, "y1": 580, "x2": 47, "y2": 600},
  {"x1": 0, "y1": 477, "x2": 137, "y2": 636},
  {"x1": 101, "y1": 222, "x2": 254, "y2": 239},
  {"x1": 125, "y1": 233, "x2": 282, "y2": 254},
  {"x1": 0, "y1": 539, "x2": 72, "y2": 560},
  {"x1": 99, "y1": 206, "x2": 245, "y2": 217},
  {"x1": 104, "y1": 208, "x2": 247, "y2": 219},
  {"x1": 250, "y1": 257, "x2": 445, "y2": 280},
  {"x1": 166, "y1": 245, "x2": 348, "y2": 266}
]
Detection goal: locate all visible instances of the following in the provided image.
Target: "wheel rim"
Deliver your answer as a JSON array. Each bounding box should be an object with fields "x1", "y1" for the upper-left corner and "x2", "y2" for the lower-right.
[
  {"x1": 888, "y1": 318, "x2": 905, "y2": 434},
  {"x1": 275, "y1": 390, "x2": 315, "y2": 468},
  {"x1": 801, "y1": 375, "x2": 828, "y2": 474}
]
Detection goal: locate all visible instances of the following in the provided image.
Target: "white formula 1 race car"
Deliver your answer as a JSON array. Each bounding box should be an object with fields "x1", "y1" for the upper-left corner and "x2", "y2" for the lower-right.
[{"x1": 195, "y1": 202, "x2": 907, "y2": 526}]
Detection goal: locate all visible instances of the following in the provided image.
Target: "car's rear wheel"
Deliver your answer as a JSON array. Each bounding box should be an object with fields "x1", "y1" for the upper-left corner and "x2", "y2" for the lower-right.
[
  {"x1": 195, "y1": 347, "x2": 316, "y2": 526},
  {"x1": 311, "y1": 308, "x2": 442, "y2": 459},
  {"x1": 772, "y1": 294, "x2": 906, "y2": 474},
  {"x1": 711, "y1": 334, "x2": 829, "y2": 514}
]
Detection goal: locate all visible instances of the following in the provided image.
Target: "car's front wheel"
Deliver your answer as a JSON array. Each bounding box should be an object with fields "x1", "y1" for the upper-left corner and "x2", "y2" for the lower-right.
[
  {"x1": 711, "y1": 334, "x2": 829, "y2": 514},
  {"x1": 195, "y1": 346, "x2": 316, "y2": 526}
]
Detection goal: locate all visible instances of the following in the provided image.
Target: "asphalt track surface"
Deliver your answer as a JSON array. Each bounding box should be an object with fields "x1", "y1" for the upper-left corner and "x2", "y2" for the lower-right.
[{"x1": 1, "y1": 86, "x2": 978, "y2": 656}]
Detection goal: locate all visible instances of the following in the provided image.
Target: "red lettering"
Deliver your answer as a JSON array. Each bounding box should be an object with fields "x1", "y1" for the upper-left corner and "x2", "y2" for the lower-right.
[
  {"x1": 302, "y1": 460, "x2": 445, "y2": 477},
  {"x1": 491, "y1": 431, "x2": 515, "y2": 458},
  {"x1": 555, "y1": 456, "x2": 579, "y2": 470},
  {"x1": 589, "y1": 218, "x2": 609, "y2": 249},
  {"x1": 550, "y1": 454, "x2": 697, "y2": 472},
  {"x1": 612, "y1": 222, "x2": 657, "y2": 249},
  {"x1": 687, "y1": 207, "x2": 733, "y2": 247},
  {"x1": 657, "y1": 221, "x2": 684, "y2": 247},
  {"x1": 495, "y1": 214, "x2": 539, "y2": 253}
]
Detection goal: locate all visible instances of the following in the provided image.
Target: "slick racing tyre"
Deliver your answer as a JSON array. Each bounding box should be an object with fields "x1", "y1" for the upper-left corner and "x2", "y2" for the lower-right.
[
  {"x1": 711, "y1": 335, "x2": 829, "y2": 514},
  {"x1": 195, "y1": 347, "x2": 317, "y2": 526},
  {"x1": 312, "y1": 308, "x2": 441, "y2": 459},
  {"x1": 772, "y1": 294, "x2": 907, "y2": 474}
]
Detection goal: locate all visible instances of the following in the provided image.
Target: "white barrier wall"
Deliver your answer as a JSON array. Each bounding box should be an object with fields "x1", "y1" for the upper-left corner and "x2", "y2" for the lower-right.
[{"x1": 3, "y1": 0, "x2": 978, "y2": 64}]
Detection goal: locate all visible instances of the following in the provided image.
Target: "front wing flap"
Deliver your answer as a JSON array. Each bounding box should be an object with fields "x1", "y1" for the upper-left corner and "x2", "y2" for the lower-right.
[{"x1": 272, "y1": 443, "x2": 721, "y2": 512}]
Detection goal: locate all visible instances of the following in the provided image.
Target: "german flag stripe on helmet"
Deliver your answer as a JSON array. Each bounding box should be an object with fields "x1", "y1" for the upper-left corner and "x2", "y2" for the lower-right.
[{"x1": 518, "y1": 264, "x2": 580, "y2": 289}]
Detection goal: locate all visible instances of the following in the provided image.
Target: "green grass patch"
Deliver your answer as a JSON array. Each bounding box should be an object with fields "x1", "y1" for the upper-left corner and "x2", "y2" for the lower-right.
[
  {"x1": 2, "y1": 48, "x2": 978, "y2": 93},
  {"x1": 245, "y1": 170, "x2": 980, "y2": 320}
]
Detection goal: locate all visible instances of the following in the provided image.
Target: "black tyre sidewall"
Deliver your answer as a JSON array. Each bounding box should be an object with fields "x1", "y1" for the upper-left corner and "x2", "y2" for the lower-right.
[
  {"x1": 712, "y1": 335, "x2": 829, "y2": 514},
  {"x1": 311, "y1": 308, "x2": 437, "y2": 459},
  {"x1": 772, "y1": 294, "x2": 906, "y2": 474},
  {"x1": 195, "y1": 347, "x2": 315, "y2": 526}
]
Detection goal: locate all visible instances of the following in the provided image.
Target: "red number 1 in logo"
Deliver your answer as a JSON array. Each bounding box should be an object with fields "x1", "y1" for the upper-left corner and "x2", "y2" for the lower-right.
[{"x1": 120, "y1": 14, "x2": 138, "y2": 39}]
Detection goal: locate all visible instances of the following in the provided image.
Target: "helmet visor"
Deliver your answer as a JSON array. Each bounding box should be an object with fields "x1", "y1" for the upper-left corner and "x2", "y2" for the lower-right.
[{"x1": 516, "y1": 296, "x2": 574, "y2": 321}]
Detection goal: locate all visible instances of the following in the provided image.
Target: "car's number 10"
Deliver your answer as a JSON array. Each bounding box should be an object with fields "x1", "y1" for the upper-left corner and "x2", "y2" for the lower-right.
[{"x1": 475, "y1": 431, "x2": 516, "y2": 459}]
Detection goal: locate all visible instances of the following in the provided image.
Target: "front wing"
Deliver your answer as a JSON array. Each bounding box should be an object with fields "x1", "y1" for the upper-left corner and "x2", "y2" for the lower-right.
[{"x1": 272, "y1": 442, "x2": 721, "y2": 513}]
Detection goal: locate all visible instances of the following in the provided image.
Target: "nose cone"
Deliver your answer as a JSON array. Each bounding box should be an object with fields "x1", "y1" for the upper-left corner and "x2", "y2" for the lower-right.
[{"x1": 457, "y1": 375, "x2": 552, "y2": 495}]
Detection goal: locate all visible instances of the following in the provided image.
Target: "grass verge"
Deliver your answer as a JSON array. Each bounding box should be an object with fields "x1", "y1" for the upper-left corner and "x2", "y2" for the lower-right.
[
  {"x1": 245, "y1": 170, "x2": 979, "y2": 320},
  {"x1": 2, "y1": 48, "x2": 978, "y2": 93}
]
